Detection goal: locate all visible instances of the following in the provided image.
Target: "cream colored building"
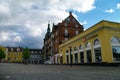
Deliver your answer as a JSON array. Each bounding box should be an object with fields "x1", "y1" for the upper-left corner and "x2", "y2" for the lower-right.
[
  {"x1": 59, "y1": 20, "x2": 120, "y2": 64},
  {"x1": 6, "y1": 47, "x2": 23, "y2": 63}
]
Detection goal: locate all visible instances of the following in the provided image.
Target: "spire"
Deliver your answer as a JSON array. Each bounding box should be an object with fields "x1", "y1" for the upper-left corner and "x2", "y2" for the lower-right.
[{"x1": 47, "y1": 22, "x2": 50, "y2": 33}]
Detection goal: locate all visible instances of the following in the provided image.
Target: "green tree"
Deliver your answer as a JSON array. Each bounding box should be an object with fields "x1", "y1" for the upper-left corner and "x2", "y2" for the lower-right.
[
  {"x1": 22, "y1": 48, "x2": 29, "y2": 64},
  {"x1": 0, "y1": 49, "x2": 5, "y2": 62}
]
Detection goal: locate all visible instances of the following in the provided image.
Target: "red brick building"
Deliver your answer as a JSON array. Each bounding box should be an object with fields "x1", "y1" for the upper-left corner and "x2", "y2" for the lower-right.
[{"x1": 43, "y1": 12, "x2": 84, "y2": 64}]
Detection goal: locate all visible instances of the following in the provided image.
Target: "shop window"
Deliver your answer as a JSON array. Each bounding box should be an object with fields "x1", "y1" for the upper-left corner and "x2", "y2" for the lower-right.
[
  {"x1": 66, "y1": 50, "x2": 69, "y2": 64},
  {"x1": 94, "y1": 39, "x2": 102, "y2": 62},
  {"x1": 66, "y1": 55, "x2": 69, "y2": 64},
  {"x1": 74, "y1": 53, "x2": 78, "y2": 63},
  {"x1": 111, "y1": 37, "x2": 120, "y2": 61},
  {"x1": 86, "y1": 42, "x2": 92, "y2": 62},
  {"x1": 80, "y1": 52, "x2": 84, "y2": 63},
  {"x1": 86, "y1": 50, "x2": 92, "y2": 62},
  {"x1": 79, "y1": 44, "x2": 84, "y2": 63}
]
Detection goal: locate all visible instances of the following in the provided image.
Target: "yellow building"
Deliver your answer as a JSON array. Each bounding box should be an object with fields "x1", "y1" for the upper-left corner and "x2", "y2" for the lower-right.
[
  {"x1": 6, "y1": 47, "x2": 23, "y2": 63},
  {"x1": 59, "y1": 20, "x2": 120, "y2": 64}
]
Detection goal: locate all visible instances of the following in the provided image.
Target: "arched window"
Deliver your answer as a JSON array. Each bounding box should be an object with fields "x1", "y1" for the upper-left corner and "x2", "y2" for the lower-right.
[
  {"x1": 79, "y1": 45, "x2": 83, "y2": 50},
  {"x1": 79, "y1": 44, "x2": 84, "y2": 63},
  {"x1": 74, "y1": 47, "x2": 77, "y2": 51},
  {"x1": 111, "y1": 37, "x2": 120, "y2": 61},
  {"x1": 86, "y1": 42, "x2": 91, "y2": 48},
  {"x1": 94, "y1": 39, "x2": 100, "y2": 46},
  {"x1": 86, "y1": 42, "x2": 92, "y2": 62},
  {"x1": 111, "y1": 37, "x2": 120, "y2": 44},
  {"x1": 94, "y1": 39, "x2": 102, "y2": 62}
]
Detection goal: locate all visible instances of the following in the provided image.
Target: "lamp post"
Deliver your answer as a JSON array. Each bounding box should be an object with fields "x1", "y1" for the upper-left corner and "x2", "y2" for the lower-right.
[{"x1": 69, "y1": 46, "x2": 72, "y2": 67}]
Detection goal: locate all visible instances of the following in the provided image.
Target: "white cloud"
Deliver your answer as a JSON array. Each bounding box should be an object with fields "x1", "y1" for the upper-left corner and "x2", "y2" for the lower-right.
[
  {"x1": 117, "y1": 3, "x2": 120, "y2": 9},
  {"x1": 0, "y1": 32, "x2": 10, "y2": 41},
  {"x1": 105, "y1": 9, "x2": 115, "y2": 13},
  {"x1": 80, "y1": 20, "x2": 87, "y2": 25},
  {"x1": 0, "y1": 2, "x2": 10, "y2": 15},
  {"x1": 13, "y1": 36, "x2": 22, "y2": 42},
  {"x1": 0, "y1": 0, "x2": 95, "y2": 48}
]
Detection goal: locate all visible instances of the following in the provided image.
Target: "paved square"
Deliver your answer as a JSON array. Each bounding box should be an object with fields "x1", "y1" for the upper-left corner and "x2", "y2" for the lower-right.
[{"x1": 0, "y1": 63, "x2": 120, "y2": 80}]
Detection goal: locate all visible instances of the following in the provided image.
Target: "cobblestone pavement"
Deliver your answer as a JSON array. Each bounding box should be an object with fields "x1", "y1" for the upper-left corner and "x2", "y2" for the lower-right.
[{"x1": 0, "y1": 63, "x2": 120, "y2": 80}]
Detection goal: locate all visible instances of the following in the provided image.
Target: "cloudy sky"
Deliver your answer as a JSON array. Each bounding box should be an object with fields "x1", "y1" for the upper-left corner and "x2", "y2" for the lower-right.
[{"x1": 0, "y1": 0, "x2": 120, "y2": 49}]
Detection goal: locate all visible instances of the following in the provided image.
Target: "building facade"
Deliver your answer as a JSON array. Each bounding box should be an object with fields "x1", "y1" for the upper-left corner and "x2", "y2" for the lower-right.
[
  {"x1": 43, "y1": 23, "x2": 52, "y2": 63},
  {"x1": 43, "y1": 12, "x2": 84, "y2": 64},
  {"x1": 59, "y1": 20, "x2": 120, "y2": 64},
  {"x1": 6, "y1": 47, "x2": 23, "y2": 63},
  {"x1": 29, "y1": 49, "x2": 42, "y2": 64}
]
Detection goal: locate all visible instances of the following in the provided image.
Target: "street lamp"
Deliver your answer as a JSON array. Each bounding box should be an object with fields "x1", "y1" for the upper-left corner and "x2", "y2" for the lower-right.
[{"x1": 69, "y1": 46, "x2": 72, "y2": 67}]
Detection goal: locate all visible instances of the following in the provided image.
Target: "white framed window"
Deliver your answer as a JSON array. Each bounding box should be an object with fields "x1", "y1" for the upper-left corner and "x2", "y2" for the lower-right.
[
  {"x1": 17, "y1": 48, "x2": 20, "y2": 51},
  {"x1": 76, "y1": 30, "x2": 79, "y2": 35},
  {"x1": 75, "y1": 24, "x2": 78, "y2": 28},
  {"x1": 65, "y1": 29, "x2": 68, "y2": 33},
  {"x1": 11, "y1": 48, "x2": 13, "y2": 51},
  {"x1": 65, "y1": 29, "x2": 68, "y2": 36}
]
